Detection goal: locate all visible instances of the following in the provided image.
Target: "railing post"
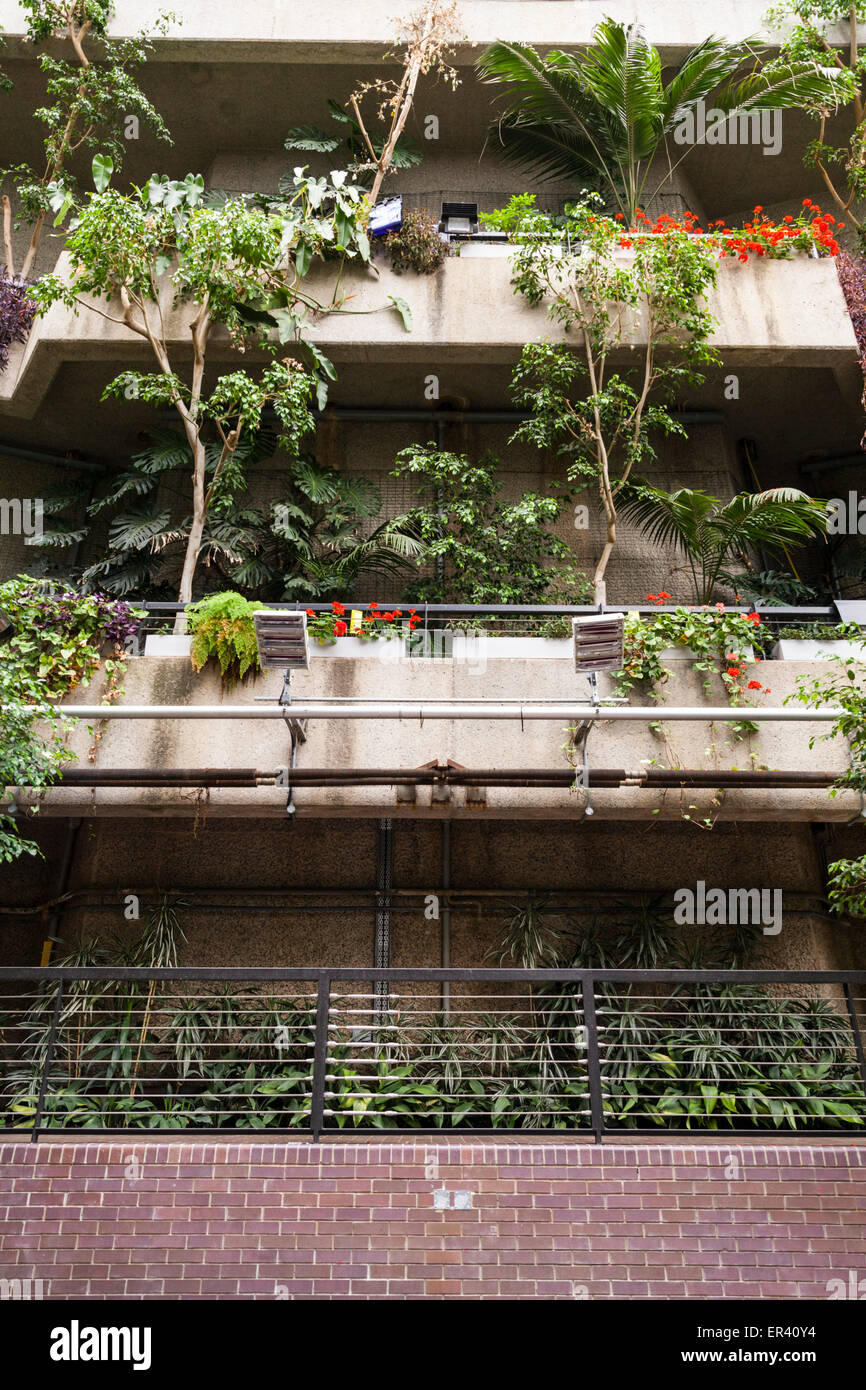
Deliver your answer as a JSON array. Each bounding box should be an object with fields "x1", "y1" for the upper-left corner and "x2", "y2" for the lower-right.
[
  {"x1": 31, "y1": 979, "x2": 64, "y2": 1144},
  {"x1": 843, "y1": 981, "x2": 866, "y2": 1102},
  {"x1": 581, "y1": 975, "x2": 605, "y2": 1143},
  {"x1": 310, "y1": 974, "x2": 330, "y2": 1142}
]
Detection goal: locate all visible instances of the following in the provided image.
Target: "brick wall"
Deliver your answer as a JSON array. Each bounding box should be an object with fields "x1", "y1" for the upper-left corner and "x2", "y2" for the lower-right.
[{"x1": 1, "y1": 1141, "x2": 864, "y2": 1299}]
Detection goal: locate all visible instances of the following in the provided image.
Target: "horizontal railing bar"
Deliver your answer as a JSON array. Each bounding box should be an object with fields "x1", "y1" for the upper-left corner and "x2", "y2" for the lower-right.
[
  {"x1": 136, "y1": 601, "x2": 841, "y2": 618},
  {"x1": 1, "y1": 968, "x2": 863, "y2": 982}
]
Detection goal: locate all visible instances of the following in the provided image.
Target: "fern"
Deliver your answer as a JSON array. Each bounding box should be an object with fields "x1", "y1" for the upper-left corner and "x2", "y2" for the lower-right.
[{"x1": 186, "y1": 591, "x2": 267, "y2": 688}]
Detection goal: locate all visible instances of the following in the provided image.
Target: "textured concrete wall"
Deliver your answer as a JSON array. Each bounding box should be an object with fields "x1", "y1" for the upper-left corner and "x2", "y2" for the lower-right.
[
  {"x1": 2, "y1": 254, "x2": 855, "y2": 420},
  {"x1": 0, "y1": 2, "x2": 784, "y2": 63},
  {"x1": 21, "y1": 652, "x2": 861, "y2": 824},
  {"x1": 1, "y1": 817, "x2": 859, "y2": 975},
  {"x1": 1, "y1": 1140, "x2": 863, "y2": 1299}
]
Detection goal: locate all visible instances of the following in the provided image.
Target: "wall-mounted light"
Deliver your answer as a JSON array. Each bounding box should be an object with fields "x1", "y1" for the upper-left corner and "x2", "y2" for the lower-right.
[
  {"x1": 253, "y1": 611, "x2": 310, "y2": 671},
  {"x1": 572, "y1": 613, "x2": 625, "y2": 675}
]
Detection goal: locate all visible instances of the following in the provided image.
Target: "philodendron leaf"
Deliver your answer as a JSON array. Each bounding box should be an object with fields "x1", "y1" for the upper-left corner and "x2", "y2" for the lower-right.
[
  {"x1": 92, "y1": 154, "x2": 114, "y2": 193},
  {"x1": 388, "y1": 295, "x2": 413, "y2": 332}
]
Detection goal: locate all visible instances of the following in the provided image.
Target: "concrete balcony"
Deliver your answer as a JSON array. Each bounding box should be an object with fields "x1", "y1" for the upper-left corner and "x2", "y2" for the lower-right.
[
  {"x1": 0, "y1": 251, "x2": 856, "y2": 419},
  {"x1": 0, "y1": 2, "x2": 797, "y2": 65},
  {"x1": 15, "y1": 648, "x2": 860, "y2": 824}
]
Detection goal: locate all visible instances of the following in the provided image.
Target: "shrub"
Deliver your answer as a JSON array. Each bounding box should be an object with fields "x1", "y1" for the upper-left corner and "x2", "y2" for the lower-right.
[
  {"x1": 383, "y1": 209, "x2": 449, "y2": 274},
  {"x1": 0, "y1": 272, "x2": 35, "y2": 371}
]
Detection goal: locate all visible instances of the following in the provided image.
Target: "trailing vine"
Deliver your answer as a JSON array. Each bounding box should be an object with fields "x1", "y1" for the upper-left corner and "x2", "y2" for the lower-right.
[{"x1": 0, "y1": 578, "x2": 141, "y2": 858}]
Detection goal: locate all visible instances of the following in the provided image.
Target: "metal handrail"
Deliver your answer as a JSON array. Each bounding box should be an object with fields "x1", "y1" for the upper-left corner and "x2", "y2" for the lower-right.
[{"x1": 1, "y1": 968, "x2": 864, "y2": 1142}]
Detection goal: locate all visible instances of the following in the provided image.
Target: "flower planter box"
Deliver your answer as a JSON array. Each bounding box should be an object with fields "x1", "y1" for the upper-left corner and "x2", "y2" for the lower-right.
[
  {"x1": 771, "y1": 639, "x2": 866, "y2": 661},
  {"x1": 453, "y1": 635, "x2": 573, "y2": 659},
  {"x1": 144, "y1": 634, "x2": 192, "y2": 658},
  {"x1": 310, "y1": 637, "x2": 400, "y2": 658},
  {"x1": 659, "y1": 645, "x2": 755, "y2": 662},
  {"x1": 308, "y1": 635, "x2": 575, "y2": 659}
]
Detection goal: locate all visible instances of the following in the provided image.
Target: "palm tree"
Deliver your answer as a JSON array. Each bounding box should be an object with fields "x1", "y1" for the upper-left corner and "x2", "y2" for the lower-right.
[
  {"x1": 477, "y1": 19, "x2": 846, "y2": 225},
  {"x1": 617, "y1": 484, "x2": 828, "y2": 603}
]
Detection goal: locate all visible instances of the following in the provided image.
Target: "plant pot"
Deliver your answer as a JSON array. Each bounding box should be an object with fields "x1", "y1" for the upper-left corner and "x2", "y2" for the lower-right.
[
  {"x1": 658, "y1": 645, "x2": 755, "y2": 662},
  {"x1": 771, "y1": 639, "x2": 866, "y2": 661},
  {"x1": 144, "y1": 634, "x2": 192, "y2": 658},
  {"x1": 452, "y1": 635, "x2": 573, "y2": 659},
  {"x1": 310, "y1": 636, "x2": 392, "y2": 658}
]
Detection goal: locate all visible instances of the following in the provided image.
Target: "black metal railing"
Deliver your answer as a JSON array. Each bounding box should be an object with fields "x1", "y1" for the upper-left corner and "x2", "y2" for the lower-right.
[
  {"x1": 1, "y1": 968, "x2": 864, "y2": 1141},
  {"x1": 133, "y1": 601, "x2": 850, "y2": 646}
]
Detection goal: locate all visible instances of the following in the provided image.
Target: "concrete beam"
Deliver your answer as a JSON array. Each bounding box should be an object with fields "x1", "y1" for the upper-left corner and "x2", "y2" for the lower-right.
[
  {"x1": 0, "y1": 252, "x2": 856, "y2": 419},
  {"x1": 10, "y1": 652, "x2": 862, "y2": 822},
  {"x1": 0, "y1": 2, "x2": 805, "y2": 65}
]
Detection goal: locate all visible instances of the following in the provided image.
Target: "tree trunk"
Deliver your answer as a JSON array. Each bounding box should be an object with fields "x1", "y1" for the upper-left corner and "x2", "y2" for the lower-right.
[{"x1": 174, "y1": 436, "x2": 207, "y2": 630}]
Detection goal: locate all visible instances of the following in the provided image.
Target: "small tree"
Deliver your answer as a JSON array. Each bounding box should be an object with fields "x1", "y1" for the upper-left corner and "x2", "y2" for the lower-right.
[
  {"x1": 390, "y1": 444, "x2": 585, "y2": 603},
  {"x1": 350, "y1": 0, "x2": 463, "y2": 207},
  {"x1": 507, "y1": 199, "x2": 720, "y2": 601},
  {"x1": 31, "y1": 164, "x2": 388, "y2": 621},
  {"x1": 1, "y1": 0, "x2": 172, "y2": 279},
  {"x1": 767, "y1": 0, "x2": 866, "y2": 244}
]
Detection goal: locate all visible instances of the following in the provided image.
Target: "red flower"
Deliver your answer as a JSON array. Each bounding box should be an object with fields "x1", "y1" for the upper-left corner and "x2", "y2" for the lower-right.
[
  {"x1": 747, "y1": 612, "x2": 761, "y2": 625},
  {"x1": 747, "y1": 680, "x2": 762, "y2": 690},
  {"x1": 334, "y1": 620, "x2": 347, "y2": 637},
  {"x1": 368, "y1": 601, "x2": 379, "y2": 610},
  {"x1": 305, "y1": 608, "x2": 315, "y2": 616},
  {"x1": 726, "y1": 667, "x2": 742, "y2": 679},
  {"x1": 332, "y1": 600, "x2": 346, "y2": 616}
]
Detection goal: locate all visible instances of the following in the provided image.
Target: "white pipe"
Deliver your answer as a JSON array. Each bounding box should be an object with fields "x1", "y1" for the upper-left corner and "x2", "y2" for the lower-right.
[{"x1": 49, "y1": 702, "x2": 846, "y2": 721}]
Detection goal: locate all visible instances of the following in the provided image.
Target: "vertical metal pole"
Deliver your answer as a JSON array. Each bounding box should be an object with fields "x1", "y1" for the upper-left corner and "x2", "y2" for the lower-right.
[
  {"x1": 581, "y1": 976, "x2": 605, "y2": 1143},
  {"x1": 374, "y1": 818, "x2": 393, "y2": 1024},
  {"x1": 310, "y1": 974, "x2": 330, "y2": 1141},
  {"x1": 32, "y1": 980, "x2": 64, "y2": 1143},
  {"x1": 843, "y1": 981, "x2": 866, "y2": 1101},
  {"x1": 441, "y1": 821, "x2": 451, "y2": 1019}
]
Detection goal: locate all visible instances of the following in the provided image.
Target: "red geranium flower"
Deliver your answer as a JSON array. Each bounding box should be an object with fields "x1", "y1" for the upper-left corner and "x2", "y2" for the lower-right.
[{"x1": 334, "y1": 619, "x2": 347, "y2": 637}]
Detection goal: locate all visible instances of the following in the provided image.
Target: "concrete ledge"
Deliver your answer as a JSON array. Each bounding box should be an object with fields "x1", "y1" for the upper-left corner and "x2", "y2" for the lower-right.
[
  {"x1": 10, "y1": 654, "x2": 860, "y2": 822},
  {"x1": 0, "y1": 253, "x2": 856, "y2": 419},
  {"x1": 0, "y1": 2, "x2": 798, "y2": 65}
]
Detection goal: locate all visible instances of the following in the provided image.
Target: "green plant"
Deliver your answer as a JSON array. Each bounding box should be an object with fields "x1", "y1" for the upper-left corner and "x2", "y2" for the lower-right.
[
  {"x1": 827, "y1": 853, "x2": 866, "y2": 916},
  {"x1": 476, "y1": 18, "x2": 844, "y2": 224},
  {"x1": 507, "y1": 199, "x2": 720, "y2": 599},
  {"x1": 766, "y1": 0, "x2": 866, "y2": 245},
  {"x1": 787, "y1": 650, "x2": 866, "y2": 794},
  {"x1": 618, "y1": 484, "x2": 828, "y2": 605},
  {"x1": 390, "y1": 444, "x2": 581, "y2": 603},
  {"x1": 774, "y1": 621, "x2": 863, "y2": 641},
  {"x1": 383, "y1": 208, "x2": 449, "y2": 274},
  {"x1": 284, "y1": 100, "x2": 422, "y2": 185},
  {"x1": 1, "y1": 1, "x2": 172, "y2": 279},
  {"x1": 725, "y1": 567, "x2": 821, "y2": 607},
  {"x1": 186, "y1": 591, "x2": 265, "y2": 688},
  {"x1": 486, "y1": 899, "x2": 567, "y2": 971},
  {"x1": 30, "y1": 161, "x2": 388, "y2": 616},
  {"x1": 612, "y1": 604, "x2": 771, "y2": 733},
  {"x1": 0, "y1": 577, "x2": 141, "y2": 859}
]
